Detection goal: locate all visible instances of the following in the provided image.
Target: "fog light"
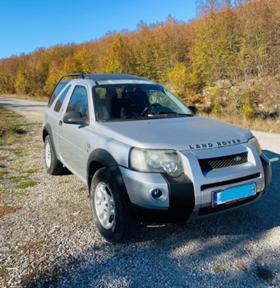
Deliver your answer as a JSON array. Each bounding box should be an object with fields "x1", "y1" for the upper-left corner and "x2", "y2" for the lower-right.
[{"x1": 151, "y1": 188, "x2": 163, "y2": 199}]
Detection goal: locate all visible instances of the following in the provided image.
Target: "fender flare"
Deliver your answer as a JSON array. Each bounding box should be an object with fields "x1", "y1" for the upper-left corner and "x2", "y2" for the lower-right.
[
  {"x1": 87, "y1": 149, "x2": 128, "y2": 199},
  {"x1": 42, "y1": 123, "x2": 53, "y2": 141},
  {"x1": 87, "y1": 149, "x2": 118, "y2": 169},
  {"x1": 42, "y1": 124, "x2": 59, "y2": 158}
]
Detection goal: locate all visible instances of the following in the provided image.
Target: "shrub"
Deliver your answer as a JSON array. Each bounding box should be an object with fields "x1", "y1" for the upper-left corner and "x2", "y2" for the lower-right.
[
  {"x1": 211, "y1": 101, "x2": 222, "y2": 116},
  {"x1": 167, "y1": 62, "x2": 188, "y2": 97},
  {"x1": 240, "y1": 92, "x2": 255, "y2": 118}
]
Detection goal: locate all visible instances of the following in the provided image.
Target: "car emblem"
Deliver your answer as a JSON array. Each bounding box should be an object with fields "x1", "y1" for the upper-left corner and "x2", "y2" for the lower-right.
[{"x1": 234, "y1": 156, "x2": 242, "y2": 162}]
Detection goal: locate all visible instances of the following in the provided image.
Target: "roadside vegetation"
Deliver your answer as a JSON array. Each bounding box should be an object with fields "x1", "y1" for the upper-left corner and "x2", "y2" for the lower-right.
[
  {"x1": 0, "y1": 108, "x2": 28, "y2": 145},
  {"x1": 0, "y1": 0, "x2": 279, "y2": 132},
  {"x1": 0, "y1": 108, "x2": 40, "y2": 218}
]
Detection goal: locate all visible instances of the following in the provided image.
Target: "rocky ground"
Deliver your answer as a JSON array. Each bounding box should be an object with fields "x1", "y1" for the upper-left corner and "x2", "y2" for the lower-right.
[{"x1": 0, "y1": 99, "x2": 279, "y2": 288}]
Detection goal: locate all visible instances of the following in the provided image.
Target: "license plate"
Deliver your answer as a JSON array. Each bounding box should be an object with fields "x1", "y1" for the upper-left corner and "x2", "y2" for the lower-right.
[{"x1": 212, "y1": 182, "x2": 256, "y2": 207}]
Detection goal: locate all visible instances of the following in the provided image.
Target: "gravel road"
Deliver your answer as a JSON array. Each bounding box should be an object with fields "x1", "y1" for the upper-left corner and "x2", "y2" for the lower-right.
[{"x1": 0, "y1": 97, "x2": 279, "y2": 288}]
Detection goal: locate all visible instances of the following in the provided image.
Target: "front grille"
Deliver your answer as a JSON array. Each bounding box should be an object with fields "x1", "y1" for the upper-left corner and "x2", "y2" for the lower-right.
[{"x1": 199, "y1": 152, "x2": 248, "y2": 173}]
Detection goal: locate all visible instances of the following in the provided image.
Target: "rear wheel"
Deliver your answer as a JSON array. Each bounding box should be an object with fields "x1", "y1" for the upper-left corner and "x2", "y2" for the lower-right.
[
  {"x1": 44, "y1": 135, "x2": 64, "y2": 175},
  {"x1": 90, "y1": 167, "x2": 131, "y2": 243}
]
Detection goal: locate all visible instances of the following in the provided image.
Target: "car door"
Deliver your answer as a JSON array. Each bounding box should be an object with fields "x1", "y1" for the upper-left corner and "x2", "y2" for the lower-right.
[
  {"x1": 47, "y1": 84, "x2": 72, "y2": 155},
  {"x1": 59, "y1": 84, "x2": 90, "y2": 180}
]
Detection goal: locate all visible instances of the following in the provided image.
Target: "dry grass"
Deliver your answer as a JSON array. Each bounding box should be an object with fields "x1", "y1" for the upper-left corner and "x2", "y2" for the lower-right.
[
  {"x1": 0, "y1": 108, "x2": 38, "y2": 196},
  {"x1": 213, "y1": 264, "x2": 227, "y2": 273},
  {"x1": 2, "y1": 93, "x2": 48, "y2": 102},
  {"x1": 0, "y1": 107, "x2": 28, "y2": 145},
  {"x1": 0, "y1": 205, "x2": 19, "y2": 218},
  {"x1": 0, "y1": 267, "x2": 8, "y2": 279},
  {"x1": 19, "y1": 240, "x2": 46, "y2": 254},
  {"x1": 210, "y1": 114, "x2": 280, "y2": 134},
  {"x1": 235, "y1": 260, "x2": 248, "y2": 272}
]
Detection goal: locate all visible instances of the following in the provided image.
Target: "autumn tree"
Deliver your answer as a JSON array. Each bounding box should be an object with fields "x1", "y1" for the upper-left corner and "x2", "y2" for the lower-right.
[
  {"x1": 100, "y1": 33, "x2": 135, "y2": 74},
  {"x1": 0, "y1": 0, "x2": 279, "y2": 120},
  {"x1": 0, "y1": 73, "x2": 15, "y2": 93},
  {"x1": 15, "y1": 69, "x2": 32, "y2": 94},
  {"x1": 63, "y1": 48, "x2": 96, "y2": 74},
  {"x1": 167, "y1": 62, "x2": 188, "y2": 96}
]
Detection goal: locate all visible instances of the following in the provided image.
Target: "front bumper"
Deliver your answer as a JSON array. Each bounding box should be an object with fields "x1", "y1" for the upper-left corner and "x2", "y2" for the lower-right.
[{"x1": 120, "y1": 143, "x2": 271, "y2": 219}]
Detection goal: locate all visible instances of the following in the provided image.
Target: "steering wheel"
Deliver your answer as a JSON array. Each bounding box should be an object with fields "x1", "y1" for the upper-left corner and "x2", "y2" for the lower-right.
[{"x1": 141, "y1": 103, "x2": 163, "y2": 116}]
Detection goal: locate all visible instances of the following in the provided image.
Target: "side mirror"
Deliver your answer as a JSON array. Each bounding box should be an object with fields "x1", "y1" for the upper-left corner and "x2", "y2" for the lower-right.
[
  {"x1": 188, "y1": 106, "x2": 197, "y2": 115},
  {"x1": 63, "y1": 112, "x2": 88, "y2": 125}
]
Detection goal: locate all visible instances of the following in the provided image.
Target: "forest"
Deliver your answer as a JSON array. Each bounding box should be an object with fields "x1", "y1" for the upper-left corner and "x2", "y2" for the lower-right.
[{"x1": 0, "y1": 0, "x2": 279, "y2": 125}]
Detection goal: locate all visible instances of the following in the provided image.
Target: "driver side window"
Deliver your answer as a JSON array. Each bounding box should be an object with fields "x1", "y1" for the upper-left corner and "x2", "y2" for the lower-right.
[{"x1": 66, "y1": 85, "x2": 89, "y2": 119}]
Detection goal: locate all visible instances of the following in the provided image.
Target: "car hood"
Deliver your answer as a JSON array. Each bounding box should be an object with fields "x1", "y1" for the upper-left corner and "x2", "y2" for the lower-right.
[{"x1": 96, "y1": 116, "x2": 252, "y2": 151}]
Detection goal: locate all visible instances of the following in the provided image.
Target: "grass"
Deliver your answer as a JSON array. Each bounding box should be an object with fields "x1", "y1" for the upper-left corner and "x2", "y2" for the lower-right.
[
  {"x1": 15, "y1": 178, "x2": 37, "y2": 189},
  {"x1": 0, "y1": 266, "x2": 8, "y2": 279},
  {"x1": 213, "y1": 264, "x2": 227, "y2": 273},
  {"x1": 25, "y1": 167, "x2": 41, "y2": 174},
  {"x1": 13, "y1": 150, "x2": 27, "y2": 158},
  {"x1": 0, "y1": 108, "x2": 38, "y2": 194},
  {"x1": 79, "y1": 186, "x2": 87, "y2": 192},
  {"x1": 0, "y1": 185, "x2": 4, "y2": 194},
  {"x1": 0, "y1": 107, "x2": 28, "y2": 146},
  {"x1": 0, "y1": 170, "x2": 8, "y2": 180}
]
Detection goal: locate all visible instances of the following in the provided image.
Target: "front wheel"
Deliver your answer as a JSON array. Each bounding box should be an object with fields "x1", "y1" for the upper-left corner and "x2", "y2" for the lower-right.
[
  {"x1": 90, "y1": 167, "x2": 131, "y2": 243},
  {"x1": 44, "y1": 135, "x2": 64, "y2": 175}
]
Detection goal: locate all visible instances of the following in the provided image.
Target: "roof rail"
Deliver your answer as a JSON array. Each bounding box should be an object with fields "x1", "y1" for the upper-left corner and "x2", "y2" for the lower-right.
[{"x1": 57, "y1": 73, "x2": 85, "y2": 83}]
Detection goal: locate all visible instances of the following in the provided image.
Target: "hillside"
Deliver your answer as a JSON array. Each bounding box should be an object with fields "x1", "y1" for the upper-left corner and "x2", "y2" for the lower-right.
[{"x1": 0, "y1": 0, "x2": 279, "y2": 130}]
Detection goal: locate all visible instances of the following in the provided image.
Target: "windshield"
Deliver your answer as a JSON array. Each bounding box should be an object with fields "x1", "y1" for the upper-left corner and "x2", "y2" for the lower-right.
[{"x1": 93, "y1": 84, "x2": 193, "y2": 121}]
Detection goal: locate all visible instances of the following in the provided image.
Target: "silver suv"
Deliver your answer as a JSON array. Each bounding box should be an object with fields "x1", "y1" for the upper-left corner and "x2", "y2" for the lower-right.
[{"x1": 43, "y1": 73, "x2": 272, "y2": 242}]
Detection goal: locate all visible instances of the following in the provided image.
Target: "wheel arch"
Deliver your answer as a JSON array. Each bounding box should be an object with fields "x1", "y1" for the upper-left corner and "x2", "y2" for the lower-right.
[
  {"x1": 42, "y1": 124, "x2": 59, "y2": 159},
  {"x1": 42, "y1": 123, "x2": 52, "y2": 142},
  {"x1": 87, "y1": 149, "x2": 121, "y2": 189}
]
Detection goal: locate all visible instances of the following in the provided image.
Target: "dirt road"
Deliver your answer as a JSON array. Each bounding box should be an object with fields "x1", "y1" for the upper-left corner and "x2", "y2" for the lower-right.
[{"x1": 0, "y1": 96, "x2": 280, "y2": 287}]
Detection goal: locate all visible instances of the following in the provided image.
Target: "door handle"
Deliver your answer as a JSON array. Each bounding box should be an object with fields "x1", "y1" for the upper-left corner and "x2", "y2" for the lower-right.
[{"x1": 59, "y1": 120, "x2": 63, "y2": 126}]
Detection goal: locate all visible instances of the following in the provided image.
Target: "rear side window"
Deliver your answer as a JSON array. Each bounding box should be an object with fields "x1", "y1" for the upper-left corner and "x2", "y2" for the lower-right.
[
  {"x1": 54, "y1": 85, "x2": 71, "y2": 112},
  {"x1": 48, "y1": 80, "x2": 69, "y2": 107},
  {"x1": 66, "y1": 86, "x2": 89, "y2": 119}
]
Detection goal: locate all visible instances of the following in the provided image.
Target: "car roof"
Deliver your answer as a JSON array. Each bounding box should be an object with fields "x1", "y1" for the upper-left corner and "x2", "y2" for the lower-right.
[{"x1": 86, "y1": 74, "x2": 146, "y2": 82}]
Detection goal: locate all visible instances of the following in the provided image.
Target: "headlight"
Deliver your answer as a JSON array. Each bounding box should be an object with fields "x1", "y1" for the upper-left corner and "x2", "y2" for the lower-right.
[
  {"x1": 130, "y1": 148, "x2": 183, "y2": 177},
  {"x1": 248, "y1": 137, "x2": 262, "y2": 154}
]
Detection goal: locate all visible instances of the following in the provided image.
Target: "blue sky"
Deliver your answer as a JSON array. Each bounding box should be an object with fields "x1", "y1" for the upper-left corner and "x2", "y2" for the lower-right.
[{"x1": 0, "y1": 0, "x2": 197, "y2": 59}]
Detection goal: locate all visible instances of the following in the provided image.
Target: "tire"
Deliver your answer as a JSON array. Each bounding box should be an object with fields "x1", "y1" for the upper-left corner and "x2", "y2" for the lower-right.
[
  {"x1": 89, "y1": 167, "x2": 131, "y2": 243},
  {"x1": 44, "y1": 135, "x2": 64, "y2": 175}
]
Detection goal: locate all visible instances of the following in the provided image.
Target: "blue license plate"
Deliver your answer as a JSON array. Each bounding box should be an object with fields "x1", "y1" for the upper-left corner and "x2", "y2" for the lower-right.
[{"x1": 213, "y1": 182, "x2": 256, "y2": 207}]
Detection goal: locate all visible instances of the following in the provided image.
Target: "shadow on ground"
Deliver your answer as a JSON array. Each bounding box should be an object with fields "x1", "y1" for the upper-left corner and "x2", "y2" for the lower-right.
[{"x1": 22, "y1": 151, "x2": 280, "y2": 288}]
